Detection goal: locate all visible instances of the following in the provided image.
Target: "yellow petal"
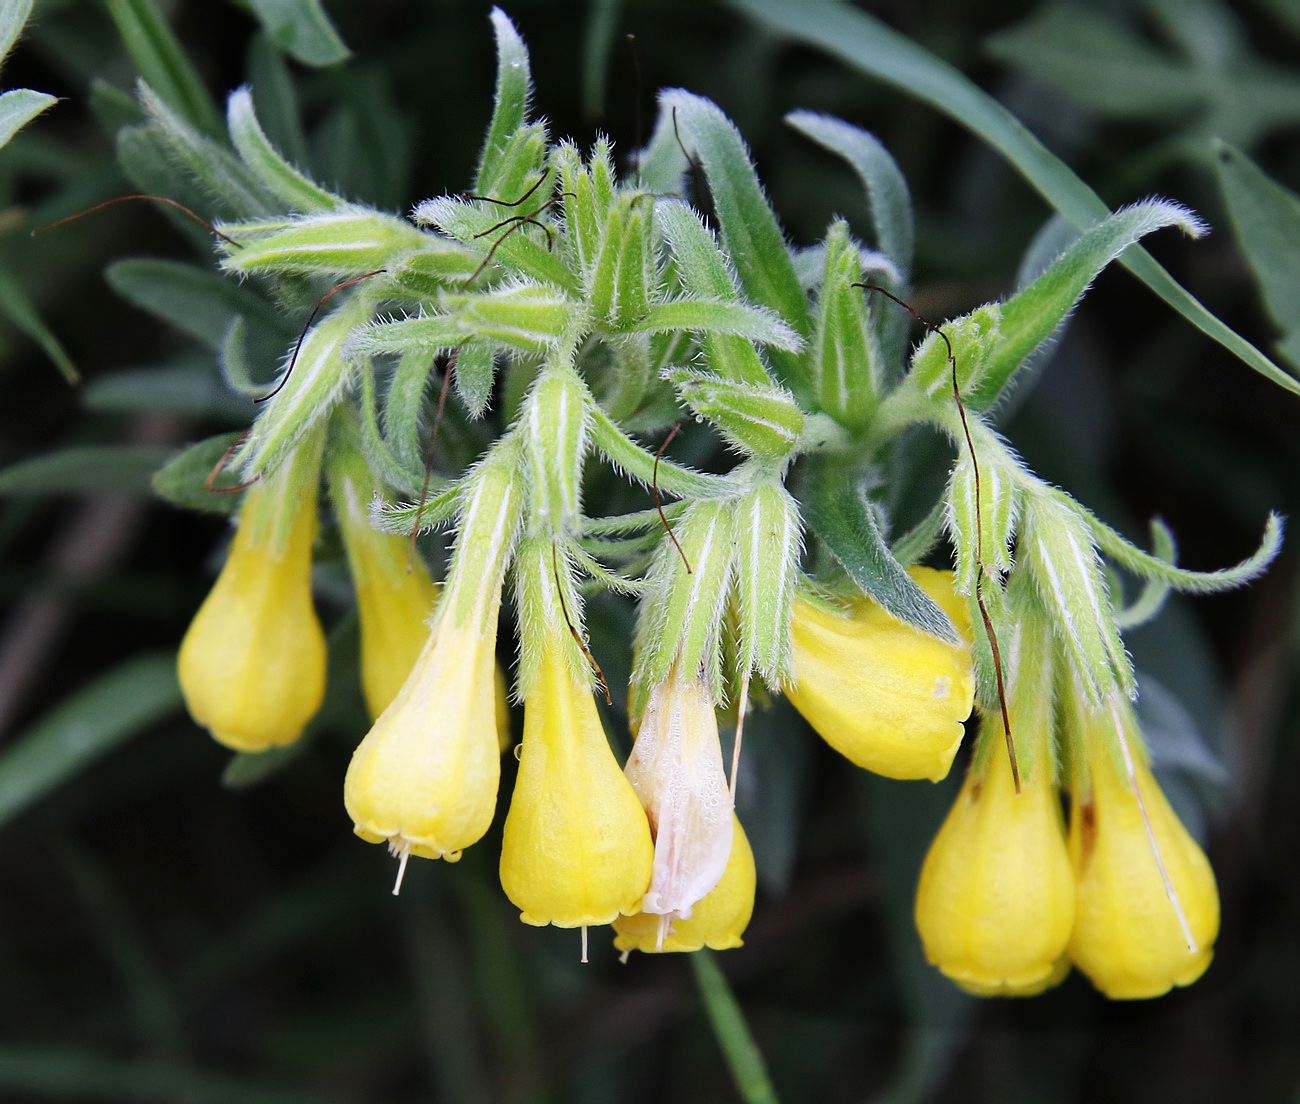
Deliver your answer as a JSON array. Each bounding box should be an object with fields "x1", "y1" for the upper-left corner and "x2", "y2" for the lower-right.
[
  {"x1": 1068, "y1": 723, "x2": 1219, "y2": 1000},
  {"x1": 915, "y1": 719, "x2": 1075, "y2": 996},
  {"x1": 786, "y1": 568, "x2": 975, "y2": 781},
  {"x1": 499, "y1": 641, "x2": 654, "y2": 927},
  {"x1": 343, "y1": 593, "x2": 502, "y2": 862},
  {"x1": 178, "y1": 483, "x2": 326, "y2": 752},
  {"x1": 612, "y1": 816, "x2": 756, "y2": 953}
]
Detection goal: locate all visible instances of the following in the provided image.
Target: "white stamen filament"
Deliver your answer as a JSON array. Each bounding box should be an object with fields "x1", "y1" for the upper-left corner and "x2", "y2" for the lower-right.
[
  {"x1": 390, "y1": 838, "x2": 411, "y2": 896},
  {"x1": 729, "y1": 673, "x2": 750, "y2": 805}
]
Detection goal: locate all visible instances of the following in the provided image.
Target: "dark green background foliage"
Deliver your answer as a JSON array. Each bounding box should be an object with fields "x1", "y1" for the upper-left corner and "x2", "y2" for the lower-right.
[{"x1": 0, "y1": 1, "x2": 1298, "y2": 1101}]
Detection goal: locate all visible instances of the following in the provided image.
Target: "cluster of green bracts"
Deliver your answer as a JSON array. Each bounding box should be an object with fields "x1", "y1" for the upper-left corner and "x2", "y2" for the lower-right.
[{"x1": 168, "y1": 10, "x2": 1278, "y2": 983}]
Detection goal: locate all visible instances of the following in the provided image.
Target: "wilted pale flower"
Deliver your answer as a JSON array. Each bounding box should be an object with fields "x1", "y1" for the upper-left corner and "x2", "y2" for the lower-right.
[
  {"x1": 1067, "y1": 696, "x2": 1219, "y2": 999},
  {"x1": 178, "y1": 479, "x2": 326, "y2": 752},
  {"x1": 914, "y1": 715, "x2": 1075, "y2": 996},
  {"x1": 786, "y1": 567, "x2": 975, "y2": 781},
  {"x1": 613, "y1": 815, "x2": 755, "y2": 954},
  {"x1": 624, "y1": 663, "x2": 734, "y2": 920},
  {"x1": 499, "y1": 633, "x2": 654, "y2": 928}
]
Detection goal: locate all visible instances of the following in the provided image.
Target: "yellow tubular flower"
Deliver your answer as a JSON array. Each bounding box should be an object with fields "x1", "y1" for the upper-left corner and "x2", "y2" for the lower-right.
[
  {"x1": 613, "y1": 816, "x2": 755, "y2": 954},
  {"x1": 1067, "y1": 700, "x2": 1219, "y2": 1000},
  {"x1": 178, "y1": 480, "x2": 326, "y2": 752},
  {"x1": 786, "y1": 567, "x2": 975, "y2": 781},
  {"x1": 914, "y1": 717, "x2": 1075, "y2": 996},
  {"x1": 499, "y1": 636, "x2": 654, "y2": 928},
  {"x1": 335, "y1": 490, "x2": 439, "y2": 721}
]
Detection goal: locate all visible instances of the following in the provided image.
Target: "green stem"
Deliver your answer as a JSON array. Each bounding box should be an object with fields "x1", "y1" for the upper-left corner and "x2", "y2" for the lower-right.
[{"x1": 690, "y1": 950, "x2": 780, "y2": 1104}]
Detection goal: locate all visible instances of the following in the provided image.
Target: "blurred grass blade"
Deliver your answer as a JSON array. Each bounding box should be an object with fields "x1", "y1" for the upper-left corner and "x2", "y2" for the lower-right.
[
  {"x1": 691, "y1": 950, "x2": 780, "y2": 1104},
  {"x1": 247, "y1": 0, "x2": 349, "y2": 67},
  {"x1": 0, "y1": 267, "x2": 78, "y2": 382},
  {"x1": 0, "y1": 445, "x2": 171, "y2": 496},
  {"x1": 0, "y1": 0, "x2": 33, "y2": 66},
  {"x1": 1213, "y1": 142, "x2": 1300, "y2": 370},
  {"x1": 0, "y1": 1045, "x2": 361, "y2": 1104},
  {"x1": 106, "y1": 0, "x2": 222, "y2": 136},
  {"x1": 0, "y1": 653, "x2": 181, "y2": 830},
  {"x1": 581, "y1": 0, "x2": 621, "y2": 118},
  {"x1": 0, "y1": 87, "x2": 55, "y2": 147},
  {"x1": 732, "y1": 0, "x2": 1300, "y2": 397}
]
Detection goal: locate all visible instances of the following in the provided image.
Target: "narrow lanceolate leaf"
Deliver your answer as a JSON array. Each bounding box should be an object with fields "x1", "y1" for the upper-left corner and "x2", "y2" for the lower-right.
[
  {"x1": 105, "y1": 257, "x2": 286, "y2": 351},
  {"x1": 1019, "y1": 490, "x2": 1133, "y2": 702},
  {"x1": 809, "y1": 220, "x2": 878, "y2": 430},
  {"x1": 0, "y1": 446, "x2": 171, "y2": 497},
  {"x1": 659, "y1": 90, "x2": 812, "y2": 389},
  {"x1": 218, "y1": 209, "x2": 426, "y2": 277},
  {"x1": 238, "y1": 296, "x2": 368, "y2": 477},
  {"x1": 135, "y1": 82, "x2": 270, "y2": 217},
  {"x1": 1086, "y1": 504, "x2": 1283, "y2": 595},
  {"x1": 152, "y1": 433, "x2": 247, "y2": 514},
  {"x1": 945, "y1": 423, "x2": 1020, "y2": 592},
  {"x1": 351, "y1": 312, "x2": 468, "y2": 358},
  {"x1": 733, "y1": 483, "x2": 801, "y2": 683},
  {"x1": 227, "y1": 87, "x2": 340, "y2": 212},
  {"x1": 107, "y1": 0, "x2": 222, "y2": 136},
  {"x1": 623, "y1": 298, "x2": 802, "y2": 351},
  {"x1": 586, "y1": 400, "x2": 737, "y2": 500},
  {"x1": 967, "y1": 199, "x2": 1206, "y2": 408},
  {"x1": 0, "y1": 268, "x2": 77, "y2": 382},
  {"x1": 0, "y1": 0, "x2": 34, "y2": 66},
  {"x1": 452, "y1": 340, "x2": 498, "y2": 419},
  {"x1": 634, "y1": 499, "x2": 737, "y2": 691},
  {"x1": 387, "y1": 245, "x2": 485, "y2": 298},
  {"x1": 476, "y1": 7, "x2": 533, "y2": 193},
  {"x1": 247, "y1": 0, "x2": 349, "y2": 66},
  {"x1": 0, "y1": 88, "x2": 55, "y2": 149},
  {"x1": 655, "y1": 200, "x2": 772, "y2": 388},
  {"x1": 413, "y1": 195, "x2": 577, "y2": 292},
  {"x1": 1214, "y1": 143, "x2": 1300, "y2": 369},
  {"x1": 784, "y1": 112, "x2": 914, "y2": 279},
  {"x1": 803, "y1": 460, "x2": 959, "y2": 644},
  {"x1": 448, "y1": 282, "x2": 579, "y2": 352},
  {"x1": 664, "y1": 368, "x2": 804, "y2": 460},
  {"x1": 0, "y1": 654, "x2": 182, "y2": 831},
  {"x1": 735, "y1": 0, "x2": 1300, "y2": 398}
]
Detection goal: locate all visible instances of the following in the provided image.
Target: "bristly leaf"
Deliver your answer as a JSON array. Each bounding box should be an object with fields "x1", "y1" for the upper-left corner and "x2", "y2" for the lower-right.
[
  {"x1": 803, "y1": 459, "x2": 960, "y2": 644},
  {"x1": 153, "y1": 433, "x2": 247, "y2": 514},
  {"x1": 622, "y1": 298, "x2": 802, "y2": 351},
  {"x1": 476, "y1": 8, "x2": 533, "y2": 194},
  {"x1": 808, "y1": 219, "x2": 879, "y2": 431},
  {"x1": 659, "y1": 90, "x2": 813, "y2": 392},
  {"x1": 218, "y1": 209, "x2": 427, "y2": 278},
  {"x1": 226, "y1": 87, "x2": 341, "y2": 212},
  {"x1": 0, "y1": 88, "x2": 55, "y2": 148},
  {"x1": 453, "y1": 340, "x2": 498, "y2": 419},
  {"x1": 663, "y1": 368, "x2": 804, "y2": 460},
  {"x1": 785, "y1": 111, "x2": 914, "y2": 281}
]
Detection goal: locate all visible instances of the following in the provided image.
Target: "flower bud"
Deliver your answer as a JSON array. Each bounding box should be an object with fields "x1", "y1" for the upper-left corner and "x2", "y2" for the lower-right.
[
  {"x1": 178, "y1": 479, "x2": 326, "y2": 752},
  {"x1": 914, "y1": 717, "x2": 1074, "y2": 996},
  {"x1": 613, "y1": 816, "x2": 755, "y2": 953},
  {"x1": 499, "y1": 634, "x2": 654, "y2": 927},
  {"x1": 624, "y1": 664, "x2": 734, "y2": 919},
  {"x1": 786, "y1": 567, "x2": 974, "y2": 781},
  {"x1": 1067, "y1": 699, "x2": 1219, "y2": 999}
]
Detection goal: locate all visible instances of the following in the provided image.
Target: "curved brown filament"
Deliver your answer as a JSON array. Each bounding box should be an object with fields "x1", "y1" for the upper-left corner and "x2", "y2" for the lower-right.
[
  {"x1": 32, "y1": 194, "x2": 243, "y2": 247},
  {"x1": 552, "y1": 539, "x2": 612, "y2": 705},
  {"x1": 204, "y1": 429, "x2": 258, "y2": 494},
  {"x1": 257, "y1": 269, "x2": 387, "y2": 405},
  {"x1": 653, "y1": 423, "x2": 692, "y2": 575},
  {"x1": 855, "y1": 283, "x2": 1020, "y2": 792}
]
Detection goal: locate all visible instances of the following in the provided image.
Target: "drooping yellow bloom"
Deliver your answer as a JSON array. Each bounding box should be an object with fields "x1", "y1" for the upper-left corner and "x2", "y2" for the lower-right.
[
  {"x1": 178, "y1": 479, "x2": 326, "y2": 752},
  {"x1": 1067, "y1": 698, "x2": 1219, "y2": 1000},
  {"x1": 624, "y1": 664, "x2": 734, "y2": 920},
  {"x1": 335, "y1": 482, "x2": 439, "y2": 721},
  {"x1": 499, "y1": 635, "x2": 654, "y2": 928},
  {"x1": 613, "y1": 816, "x2": 755, "y2": 953},
  {"x1": 914, "y1": 716, "x2": 1075, "y2": 996},
  {"x1": 343, "y1": 448, "x2": 520, "y2": 865},
  {"x1": 786, "y1": 567, "x2": 975, "y2": 781}
]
